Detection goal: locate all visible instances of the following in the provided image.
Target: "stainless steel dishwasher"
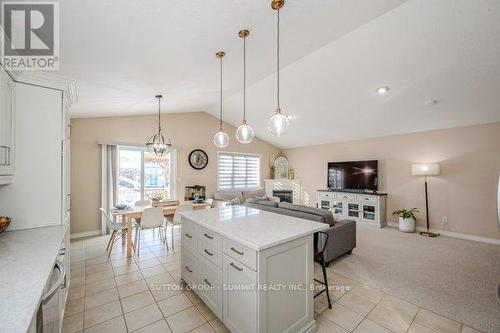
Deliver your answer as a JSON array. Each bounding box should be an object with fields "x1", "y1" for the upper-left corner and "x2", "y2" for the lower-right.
[{"x1": 38, "y1": 251, "x2": 67, "y2": 333}]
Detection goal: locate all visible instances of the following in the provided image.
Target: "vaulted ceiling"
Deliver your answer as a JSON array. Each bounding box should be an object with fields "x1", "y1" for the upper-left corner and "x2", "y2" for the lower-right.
[{"x1": 62, "y1": 0, "x2": 500, "y2": 148}]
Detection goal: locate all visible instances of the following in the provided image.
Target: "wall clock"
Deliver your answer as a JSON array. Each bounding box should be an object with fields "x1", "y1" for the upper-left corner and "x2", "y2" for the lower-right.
[{"x1": 188, "y1": 149, "x2": 208, "y2": 170}]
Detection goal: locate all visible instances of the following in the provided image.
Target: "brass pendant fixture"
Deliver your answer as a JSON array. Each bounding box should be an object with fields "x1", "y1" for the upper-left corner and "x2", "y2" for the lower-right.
[
  {"x1": 213, "y1": 51, "x2": 230, "y2": 148},
  {"x1": 235, "y1": 29, "x2": 255, "y2": 144},
  {"x1": 267, "y1": 0, "x2": 290, "y2": 137},
  {"x1": 146, "y1": 95, "x2": 172, "y2": 156}
]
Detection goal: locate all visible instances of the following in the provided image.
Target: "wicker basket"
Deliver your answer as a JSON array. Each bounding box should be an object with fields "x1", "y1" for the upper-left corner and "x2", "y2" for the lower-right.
[{"x1": 0, "y1": 216, "x2": 11, "y2": 233}]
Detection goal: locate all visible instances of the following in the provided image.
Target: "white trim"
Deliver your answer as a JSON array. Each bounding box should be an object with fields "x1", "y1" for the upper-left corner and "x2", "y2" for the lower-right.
[
  {"x1": 387, "y1": 222, "x2": 500, "y2": 245},
  {"x1": 70, "y1": 229, "x2": 101, "y2": 239},
  {"x1": 101, "y1": 145, "x2": 108, "y2": 235},
  {"x1": 10, "y1": 71, "x2": 77, "y2": 107}
]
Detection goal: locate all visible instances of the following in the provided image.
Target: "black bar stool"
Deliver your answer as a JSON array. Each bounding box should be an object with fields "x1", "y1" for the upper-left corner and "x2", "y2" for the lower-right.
[{"x1": 314, "y1": 231, "x2": 332, "y2": 309}]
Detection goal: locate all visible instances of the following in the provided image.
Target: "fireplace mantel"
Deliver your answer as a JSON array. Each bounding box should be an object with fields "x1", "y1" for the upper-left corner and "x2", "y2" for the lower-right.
[{"x1": 264, "y1": 179, "x2": 303, "y2": 205}]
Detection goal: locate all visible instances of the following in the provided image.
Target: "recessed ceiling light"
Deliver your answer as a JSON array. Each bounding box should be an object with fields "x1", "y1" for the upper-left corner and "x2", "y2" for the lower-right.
[
  {"x1": 424, "y1": 99, "x2": 439, "y2": 106},
  {"x1": 377, "y1": 86, "x2": 389, "y2": 95}
]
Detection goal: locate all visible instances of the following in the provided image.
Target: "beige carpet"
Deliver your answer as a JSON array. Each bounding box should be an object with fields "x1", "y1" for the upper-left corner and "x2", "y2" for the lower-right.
[{"x1": 329, "y1": 223, "x2": 500, "y2": 333}]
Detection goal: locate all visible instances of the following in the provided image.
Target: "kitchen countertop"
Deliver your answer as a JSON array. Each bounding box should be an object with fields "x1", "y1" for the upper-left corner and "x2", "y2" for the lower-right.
[
  {"x1": 0, "y1": 224, "x2": 68, "y2": 333},
  {"x1": 180, "y1": 206, "x2": 328, "y2": 250}
]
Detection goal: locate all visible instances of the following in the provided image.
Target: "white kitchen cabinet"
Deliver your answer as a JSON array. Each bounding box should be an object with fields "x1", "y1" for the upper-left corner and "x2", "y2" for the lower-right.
[
  {"x1": 222, "y1": 255, "x2": 257, "y2": 333},
  {"x1": 181, "y1": 206, "x2": 325, "y2": 333},
  {"x1": 0, "y1": 69, "x2": 15, "y2": 182},
  {"x1": 0, "y1": 72, "x2": 76, "y2": 230}
]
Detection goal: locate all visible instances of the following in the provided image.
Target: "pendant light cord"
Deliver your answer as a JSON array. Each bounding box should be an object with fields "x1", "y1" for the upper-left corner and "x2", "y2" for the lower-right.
[
  {"x1": 157, "y1": 97, "x2": 161, "y2": 133},
  {"x1": 277, "y1": 9, "x2": 280, "y2": 109},
  {"x1": 219, "y1": 56, "x2": 223, "y2": 129},
  {"x1": 243, "y1": 36, "x2": 247, "y2": 122}
]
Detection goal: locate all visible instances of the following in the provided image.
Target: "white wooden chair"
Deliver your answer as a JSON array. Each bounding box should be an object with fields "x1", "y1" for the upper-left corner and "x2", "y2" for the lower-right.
[
  {"x1": 100, "y1": 208, "x2": 135, "y2": 257},
  {"x1": 167, "y1": 203, "x2": 193, "y2": 249},
  {"x1": 135, "y1": 207, "x2": 167, "y2": 255},
  {"x1": 134, "y1": 199, "x2": 150, "y2": 206},
  {"x1": 134, "y1": 199, "x2": 153, "y2": 234}
]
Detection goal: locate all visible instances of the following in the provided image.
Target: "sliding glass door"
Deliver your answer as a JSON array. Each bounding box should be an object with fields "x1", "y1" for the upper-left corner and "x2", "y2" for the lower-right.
[{"x1": 117, "y1": 146, "x2": 176, "y2": 205}]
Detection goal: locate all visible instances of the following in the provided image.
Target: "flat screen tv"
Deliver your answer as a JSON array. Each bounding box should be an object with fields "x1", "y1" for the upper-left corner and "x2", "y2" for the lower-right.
[{"x1": 328, "y1": 160, "x2": 378, "y2": 192}]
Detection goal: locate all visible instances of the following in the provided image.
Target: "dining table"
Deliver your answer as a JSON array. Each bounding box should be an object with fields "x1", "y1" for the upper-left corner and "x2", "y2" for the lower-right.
[{"x1": 111, "y1": 202, "x2": 211, "y2": 257}]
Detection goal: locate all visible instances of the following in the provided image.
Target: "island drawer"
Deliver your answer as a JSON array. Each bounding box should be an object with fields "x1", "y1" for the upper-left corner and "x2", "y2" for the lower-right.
[
  {"x1": 223, "y1": 238, "x2": 256, "y2": 271},
  {"x1": 199, "y1": 238, "x2": 223, "y2": 268},
  {"x1": 198, "y1": 225, "x2": 222, "y2": 251},
  {"x1": 181, "y1": 248, "x2": 198, "y2": 286},
  {"x1": 198, "y1": 256, "x2": 223, "y2": 318},
  {"x1": 181, "y1": 218, "x2": 198, "y2": 254}
]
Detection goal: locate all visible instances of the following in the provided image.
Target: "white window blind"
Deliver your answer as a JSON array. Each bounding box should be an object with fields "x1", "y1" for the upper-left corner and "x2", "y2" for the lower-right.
[{"x1": 217, "y1": 152, "x2": 261, "y2": 191}]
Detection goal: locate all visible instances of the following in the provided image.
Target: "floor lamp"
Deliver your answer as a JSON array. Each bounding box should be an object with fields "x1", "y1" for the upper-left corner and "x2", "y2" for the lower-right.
[{"x1": 411, "y1": 163, "x2": 440, "y2": 237}]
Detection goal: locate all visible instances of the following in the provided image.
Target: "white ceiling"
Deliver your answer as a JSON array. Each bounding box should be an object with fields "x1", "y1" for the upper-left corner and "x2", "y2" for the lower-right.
[{"x1": 62, "y1": 0, "x2": 500, "y2": 148}]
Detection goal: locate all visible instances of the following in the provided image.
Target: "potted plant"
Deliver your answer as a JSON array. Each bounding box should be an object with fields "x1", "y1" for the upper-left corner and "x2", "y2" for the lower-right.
[
  {"x1": 392, "y1": 208, "x2": 419, "y2": 233},
  {"x1": 148, "y1": 194, "x2": 163, "y2": 207}
]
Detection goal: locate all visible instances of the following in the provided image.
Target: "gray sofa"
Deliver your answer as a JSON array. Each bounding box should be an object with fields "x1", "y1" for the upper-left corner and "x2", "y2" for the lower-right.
[{"x1": 243, "y1": 200, "x2": 356, "y2": 264}]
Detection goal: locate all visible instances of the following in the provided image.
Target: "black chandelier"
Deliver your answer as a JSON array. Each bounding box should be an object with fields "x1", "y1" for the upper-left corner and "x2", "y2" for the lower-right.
[{"x1": 146, "y1": 95, "x2": 172, "y2": 156}]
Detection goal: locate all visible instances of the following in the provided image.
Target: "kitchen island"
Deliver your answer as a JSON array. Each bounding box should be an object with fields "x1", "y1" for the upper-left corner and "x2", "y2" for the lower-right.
[{"x1": 180, "y1": 205, "x2": 328, "y2": 333}]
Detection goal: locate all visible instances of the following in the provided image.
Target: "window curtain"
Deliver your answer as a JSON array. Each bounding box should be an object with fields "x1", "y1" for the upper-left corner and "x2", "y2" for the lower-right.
[{"x1": 101, "y1": 144, "x2": 117, "y2": 235}]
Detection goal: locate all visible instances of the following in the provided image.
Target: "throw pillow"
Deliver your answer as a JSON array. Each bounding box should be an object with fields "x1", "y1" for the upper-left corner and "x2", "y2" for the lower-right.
[
  {"x1": 229, "y1": 197, "x2": 241, "y2": 206},
  {"x1": 255, "y1": 195, "x2": 268, "y2": 201}
]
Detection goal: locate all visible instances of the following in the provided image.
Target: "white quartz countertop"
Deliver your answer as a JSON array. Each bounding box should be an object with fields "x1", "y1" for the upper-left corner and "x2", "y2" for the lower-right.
[
  {"x1": 0, "y1": 224, "x2": 68, "y2": 333},
  {"x1": 180, "y1": 206, "x2": 328, "y2": 250}
]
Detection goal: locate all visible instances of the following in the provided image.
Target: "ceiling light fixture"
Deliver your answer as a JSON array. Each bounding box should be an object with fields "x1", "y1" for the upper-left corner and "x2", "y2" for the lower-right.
[
  {"x1": 213, "y1": 51, "x2": 230, "y2": 149},
  {"x1": 235, "y1": 29, "x2": 255, "y2": 144},
  {"x1": 377, "y1": 86, "x2": 389, "y2": 95},
  {"x1": 267, "y1": 0, "x2": 290, "y2": 137},
  {"x1": 146, "y1": 95, "x2": 172, "y2": 157}
]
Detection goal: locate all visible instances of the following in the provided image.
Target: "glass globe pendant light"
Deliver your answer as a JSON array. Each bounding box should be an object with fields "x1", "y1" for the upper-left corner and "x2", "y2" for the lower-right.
[
  {"x1": 213, "y1": 51, "x2": 229, "y2": 148},
  {"x1": 235, "y1": 29, "x2": 255, "y2": 144},
  {"x1": 267, "y1": 0, "x2": 290, "y2": 137},
  {"x1": 146, "y1": 95, "x2": 172, "y2": 156}
]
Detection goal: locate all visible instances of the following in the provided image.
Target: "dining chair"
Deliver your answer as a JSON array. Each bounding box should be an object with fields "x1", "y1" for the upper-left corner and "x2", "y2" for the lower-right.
[
  {"x1": 134, "y1": 199, "x2": 153, "y2": 235},
  {"x1": 135, "y1": 207, "x2": 167, "y2": 255},
  {"x1": 204, "y1": 198, "x2": 214, "y2": 208},
  {"x1": 134, "y1": 199, "x2": 150, "y2": 206},
  {"x1": 167, "y1": 203, "x2": 193, "y2": 249},
  {"x1": 100, "y1": 208, "x2": 135, "y2": 257}
]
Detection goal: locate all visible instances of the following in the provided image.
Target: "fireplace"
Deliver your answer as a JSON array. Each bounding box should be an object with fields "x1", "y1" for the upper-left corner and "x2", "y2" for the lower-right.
[{"x1": 273, "y1": 190, "x2": 293, "y2": 203}]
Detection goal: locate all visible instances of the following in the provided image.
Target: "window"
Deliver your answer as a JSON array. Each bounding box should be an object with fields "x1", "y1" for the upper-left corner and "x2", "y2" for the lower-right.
[
  {"x1": 217, "y1": 152, "x2": 261, "y2": 191},
  {"x1": 117, "y1": 146, "x2": 176, "y2": 204}
]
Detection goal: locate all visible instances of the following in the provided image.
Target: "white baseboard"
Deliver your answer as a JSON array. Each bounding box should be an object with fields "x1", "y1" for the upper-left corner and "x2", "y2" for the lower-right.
[
  {"x1": 70, "y1": 229, "x2": 102, "y2": 239},
  {"x1": 386, "y1": 222, "x2": 500, "y2": 245}
]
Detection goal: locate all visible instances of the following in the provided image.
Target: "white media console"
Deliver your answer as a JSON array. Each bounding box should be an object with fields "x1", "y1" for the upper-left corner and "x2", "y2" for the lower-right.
[{"x1": 317, "y1": 190, "x2": 387, "y2": 228}]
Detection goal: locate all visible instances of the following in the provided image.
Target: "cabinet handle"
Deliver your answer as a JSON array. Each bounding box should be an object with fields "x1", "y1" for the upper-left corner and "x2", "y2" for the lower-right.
[
  {"x1": 204, "y1": 249, "x2": 214, "y2": 256},
  {"x1": 203, "y1": 233, "x2": 213, "y2": 240},
  {"x1": 230, "y1": 247, "x2": 244, "y2": 256},
  {"x1": 365, "y1": 198, "x2": 369, "y2": 201},
  {"x1": 184, "y1": 233, "x2": 193, "y2": 239},
  {"x1": 0, "y1": 146, "x2": 7, "y2": 166},
  {"x1": 6, "y1": 147, "x2": 10, "y2": 166},
  {"x1": 204, "y1": 278, "x2": 213, "y2": 287},
  {"x1": 185, "y1": 266, "x2": 193, "y2": 273},
  {"x1": 230, "y1": 262, "x2": 243, "y2": 271}
]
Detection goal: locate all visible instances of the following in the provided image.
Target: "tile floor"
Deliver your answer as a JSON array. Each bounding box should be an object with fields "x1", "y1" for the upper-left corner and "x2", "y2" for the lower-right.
[{"x1": 64, "y1": 228, "x2": 486, "y2": 333}]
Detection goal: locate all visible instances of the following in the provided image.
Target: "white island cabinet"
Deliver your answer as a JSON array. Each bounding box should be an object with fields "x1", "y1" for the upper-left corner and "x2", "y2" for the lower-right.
[{"x1": 180, "y1": 206, "x2": 328, "y2": 333}]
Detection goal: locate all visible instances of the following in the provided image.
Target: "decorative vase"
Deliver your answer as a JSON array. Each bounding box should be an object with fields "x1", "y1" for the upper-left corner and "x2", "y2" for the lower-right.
[
  {"x1": 152, "y1": 199, "x2": 160, "y2": 207},
  {"x1": 399, "y1": 217, "x2": 416, "y2": 233}
]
